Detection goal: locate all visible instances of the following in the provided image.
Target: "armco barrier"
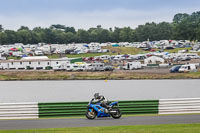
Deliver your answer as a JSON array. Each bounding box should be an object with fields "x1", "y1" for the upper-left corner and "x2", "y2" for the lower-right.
[
  {"x1": 38, "y1": 100, "x2": 159, "y2": 118},
  {"x1": 159, "y1": 98, "x2": 200, "y2": 114},
  {"x1": 118, "y1": 100, "x2": 159, "y2": 114},
  {"x1": 0, "y1": 102, "x2": 39, "y2": 119},
  {"x1": 38, "y1": 102, "x2": 88, "y2": 118},
  {"x1": 1, "y1": 98, "x2": 199, "y2": 119}
]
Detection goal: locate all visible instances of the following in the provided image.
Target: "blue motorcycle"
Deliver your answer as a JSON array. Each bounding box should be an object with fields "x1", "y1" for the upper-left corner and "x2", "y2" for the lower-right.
[{"x1": 85, "y1": 98, "x2": 122, "y2": 119}]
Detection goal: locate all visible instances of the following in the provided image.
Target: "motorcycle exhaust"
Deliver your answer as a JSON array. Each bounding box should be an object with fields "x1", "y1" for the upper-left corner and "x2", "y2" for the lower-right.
[{"x1": 109, "y1": 111, "x2": 117, "y2": 113}]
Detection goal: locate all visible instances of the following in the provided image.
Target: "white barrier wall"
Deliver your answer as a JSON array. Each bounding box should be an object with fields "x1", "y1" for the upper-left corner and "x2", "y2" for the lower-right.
[
  {"x1": 0, "y1": 102, "x2": 39, "y2": 119},
  {"x1": 159, "y1": 98, "x2": 200, "y2": 114}
]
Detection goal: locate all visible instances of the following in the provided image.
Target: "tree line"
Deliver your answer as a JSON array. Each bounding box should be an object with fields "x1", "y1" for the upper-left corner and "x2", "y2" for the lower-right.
[{"x1": 0, "y1": 11, "x2": 200, "y2": 45}]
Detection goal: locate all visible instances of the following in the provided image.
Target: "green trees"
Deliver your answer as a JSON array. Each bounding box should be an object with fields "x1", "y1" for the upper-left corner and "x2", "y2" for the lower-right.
[
  {"x1": 76, "y1": 29, "x2": 90, "y2": 43},
  {"x1": 134, "y1": 22, "x2": 173, "y2": 41},
  {"x1": 119, "y1": 27, "x2": 134, "y2": 42},
  {"x1": 0, "y1": 25, "x2": 3, "y2": 32},
  {"x1": 0, "y1": 11, "x2": 200, "y2": 45},
  {"x1": 172, "y1": 11, "x2": 200, "y2": 40},
  {"x1": 17, "y1": 26, "x2": 32, "y2": 44}
]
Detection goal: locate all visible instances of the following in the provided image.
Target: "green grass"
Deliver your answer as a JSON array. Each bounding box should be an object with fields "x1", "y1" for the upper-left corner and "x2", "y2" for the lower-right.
[
  {"x1": 66, "y1": 53, "x2": 117, "y2": 58},
  {"x1": 1, "y1": 123, "x2": 200, "y2": 133},
  {"x1": 7, "y1": 56, "x2": 18, "y2": 60},
  {"x1": 48, "y1": 53, "x2": 117, "y2": 59},
  {"x1": 1, "y1": 71, "x2": 200, "y2": 81}
]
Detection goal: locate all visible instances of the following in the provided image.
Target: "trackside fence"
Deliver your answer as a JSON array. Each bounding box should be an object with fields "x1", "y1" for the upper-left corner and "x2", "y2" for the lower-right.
[
  {"x1": 159, "y1": 98, "x2": 200, "y2": 114},
  {"x1": 1, "y1": 98, "x2": 200, "y2": 119},
  {"x1": 38, "y1": 100, "x2": 159, "y2": 118},
  {"x1": 0, "y1": 102, "x2": 39, "y2": 119},
  {"x1": 38, "y1": 102, "x2": 88, "y2": 118},
  {"x1": 118, "y1": 100, "x2": 159, "y2": 115}
]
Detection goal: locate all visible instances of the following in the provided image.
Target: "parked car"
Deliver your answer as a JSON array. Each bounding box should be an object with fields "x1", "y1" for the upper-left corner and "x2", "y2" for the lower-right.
[
  {"x1": 104, "y1": 66, "x2": 114, "y2": 71},
  {"x1": 173, "y1": 56, "x2": 191, "y2": 62},
  {"x1": 169, "y1": 65, "x2": 182, "y2": 73}
]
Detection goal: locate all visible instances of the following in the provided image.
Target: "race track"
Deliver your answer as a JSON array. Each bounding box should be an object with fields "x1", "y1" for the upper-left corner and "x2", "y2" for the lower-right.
[{"x1": 0, "y1": 114, "x2": 200, "y2": 130}]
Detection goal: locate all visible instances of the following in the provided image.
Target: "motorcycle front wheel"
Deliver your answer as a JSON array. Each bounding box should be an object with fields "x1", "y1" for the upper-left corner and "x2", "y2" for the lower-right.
[
  {"x1": 110, "y1": 108, "x2": 122, "y2": 119},
  {"x1": 85, "y1": 109, "x2": 97, "y2": 120}
]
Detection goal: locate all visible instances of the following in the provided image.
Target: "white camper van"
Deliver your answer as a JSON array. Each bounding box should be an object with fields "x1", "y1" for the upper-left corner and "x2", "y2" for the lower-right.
[
  {"x1": 85, "y1": 64, "x2": 93, "y2": 71},
  {"x1": 91, "y1": 63, "x2": 104, "y2": 71},
  {"x1": 123, "y1": 62, "x2": 142, "y2": 70},
  {"x1": 66, "y1": 64, "x2": 79, "y2": 71},
  {"x1": 34, "y1": 50, "x2": 44, "y2": 56},
  {"x1": 178, "y1": 64, "x2": 198, "y2": 73},
  {"x1": 99, "y1": 55, "x2": 111, "y2": 60}
]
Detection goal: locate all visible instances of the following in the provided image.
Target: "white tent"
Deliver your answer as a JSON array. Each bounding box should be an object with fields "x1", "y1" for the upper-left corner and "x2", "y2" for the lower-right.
[{"x1": 144, "y1": 56, "x2": 165, "y2": 64}]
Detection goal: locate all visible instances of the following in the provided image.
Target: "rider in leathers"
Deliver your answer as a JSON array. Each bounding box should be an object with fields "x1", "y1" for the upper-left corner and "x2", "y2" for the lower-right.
[{"x1": 94, "y1": 93, "x2": 111, "y2": 110}]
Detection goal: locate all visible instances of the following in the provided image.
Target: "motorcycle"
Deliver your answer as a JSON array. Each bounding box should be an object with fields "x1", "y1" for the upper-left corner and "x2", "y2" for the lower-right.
[{"x1": 85, "y1": 98, "x2": 122, "y2": 119}]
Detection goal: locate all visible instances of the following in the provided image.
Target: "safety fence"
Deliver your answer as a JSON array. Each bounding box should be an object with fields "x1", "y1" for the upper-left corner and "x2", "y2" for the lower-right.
[
  {"x1": 38, "y1": 100, "x2": 159, "y2": 118},
  {"x1": 0, "y1": 98, "x2": 200, "y2": 119},
  {"x1": 118, "y1": 100, "x2": 159, "y2": 115},
  {"x1": 38, "y1": 102, "x2": 88, "y2": 118},
  {"x1": 159, "y1": 98, "x2": 200, "y2": 114},
  {"x1": 0, "y1": 102, "x2": 39, "y2": 119}
]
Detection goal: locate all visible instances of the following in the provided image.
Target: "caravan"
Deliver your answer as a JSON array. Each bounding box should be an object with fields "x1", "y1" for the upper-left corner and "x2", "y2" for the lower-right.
[
  {"x1": 178, "y1": 64, "x2": 198, "y2": 73},
  {"x1": 123, "y1": 62, "x2": 142, "y2": 70}
]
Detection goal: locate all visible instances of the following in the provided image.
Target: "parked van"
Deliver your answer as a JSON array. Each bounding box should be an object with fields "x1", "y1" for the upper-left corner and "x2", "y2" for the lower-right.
[
  {"x1": 123, "y1": 62, "x2": 142, "y2": 70},
  {"x1": 99, "y1": 55, "x2": 111, "y2": 60},
  {"x1": 34, "y1": 50, "x2": 44, "y2": 56},
  {"x1": 53, "y1": 64, "x2": 63, "y2": 71},
  {"x1": 91, "y1": 63, "x2": 104, "y2": 71},
  {"x1": 85, "y1": 64, "x2": 93, "y2": 71},
  {"x1": 178, "y1": 64, "x2": 198, "y2": 73},
  {"x1": 66, "y1": 64, "x2": 79, "y2": 71},
  {"x1": 77, "y1": 64, "x2": 87, "y2": 71}
]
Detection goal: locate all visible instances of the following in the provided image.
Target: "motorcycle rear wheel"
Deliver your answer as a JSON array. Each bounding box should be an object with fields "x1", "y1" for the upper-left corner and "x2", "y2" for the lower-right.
[
  {"x1": 111, "y1": 108, "x2": 122, "y2": 119},
  {"x1": 85, "y1": 109, "x2": 97, "y2": 120}
]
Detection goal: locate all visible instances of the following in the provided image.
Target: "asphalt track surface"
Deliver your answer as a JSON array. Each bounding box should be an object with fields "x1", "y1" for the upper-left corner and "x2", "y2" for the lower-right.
[{"x1": 0, "y1": 114, "x2": 200, "y2": 130}]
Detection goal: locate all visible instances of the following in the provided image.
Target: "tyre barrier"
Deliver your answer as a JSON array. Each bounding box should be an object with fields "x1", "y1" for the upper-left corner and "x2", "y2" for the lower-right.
[{"x1": 0, "y1": 98, "x2": 200, "y2": 119}]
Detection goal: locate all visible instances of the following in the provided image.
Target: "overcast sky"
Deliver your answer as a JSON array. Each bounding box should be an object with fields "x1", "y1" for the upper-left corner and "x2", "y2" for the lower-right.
[{"x1": 0, "y1": 0, "x2": 200, "y2": 30}]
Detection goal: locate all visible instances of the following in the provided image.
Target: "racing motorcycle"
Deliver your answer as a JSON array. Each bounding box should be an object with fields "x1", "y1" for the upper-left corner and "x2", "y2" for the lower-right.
[{"x1": 85, "y1": 98, "x2": 122, "y2": 119}]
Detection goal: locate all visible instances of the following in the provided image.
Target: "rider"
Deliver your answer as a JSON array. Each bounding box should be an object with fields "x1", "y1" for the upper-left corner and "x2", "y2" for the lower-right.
[{"x1": 93, "y1": 93, "x2": 111, "y2": 110}]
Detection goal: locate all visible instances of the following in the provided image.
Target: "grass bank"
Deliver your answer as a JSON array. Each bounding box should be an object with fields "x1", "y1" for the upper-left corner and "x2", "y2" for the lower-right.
[
  {"x1": 1, "y1": 123, "x2": 200, "y2": 133},
  {"x1": 1, "y1": 71, "x2": 200, "y2": 80}
]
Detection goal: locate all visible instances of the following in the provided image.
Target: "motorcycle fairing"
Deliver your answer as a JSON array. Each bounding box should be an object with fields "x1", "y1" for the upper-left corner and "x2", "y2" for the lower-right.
[{"x1": 89, "y1": 104, "x2": 110, "y2": 117}]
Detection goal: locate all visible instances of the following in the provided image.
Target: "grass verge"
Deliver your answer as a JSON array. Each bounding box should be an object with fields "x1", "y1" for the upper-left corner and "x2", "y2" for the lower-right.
[
  {"x1": 1, "y1": 71, "x2": 200, "y2": 80},
  {"x1": 0, "y1": 123, "x2": 200, "y2": 133}
]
